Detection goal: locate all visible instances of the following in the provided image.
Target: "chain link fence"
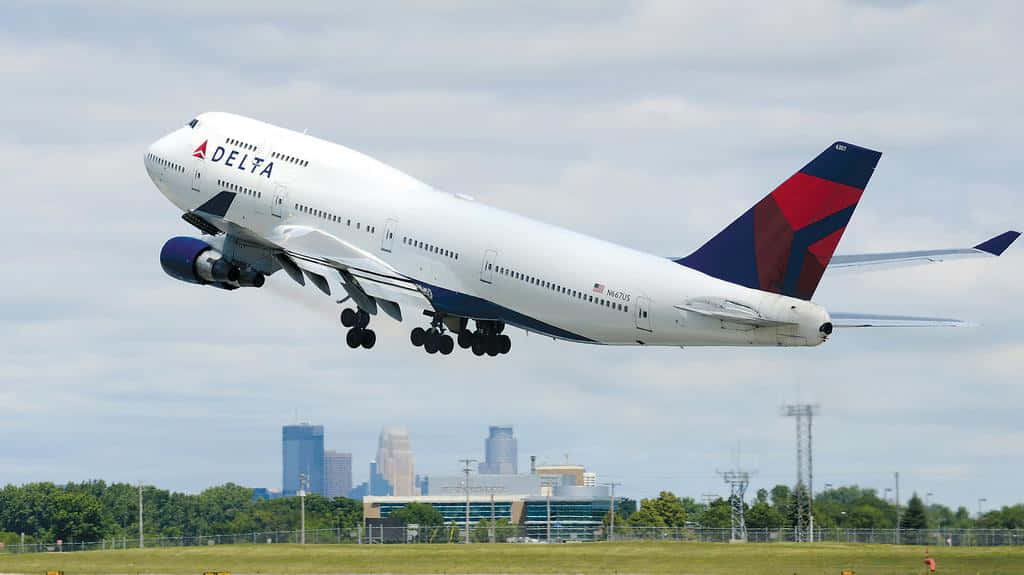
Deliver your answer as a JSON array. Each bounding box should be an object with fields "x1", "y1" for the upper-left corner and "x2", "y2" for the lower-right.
[{"x1": 3, "y1": 526, "x2": 1022, "y2": 554}]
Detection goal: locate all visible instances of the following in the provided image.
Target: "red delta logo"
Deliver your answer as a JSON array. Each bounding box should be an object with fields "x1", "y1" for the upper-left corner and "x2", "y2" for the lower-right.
[{"x1": 192, "y1": 140, "x2": 208, "y2": 159}]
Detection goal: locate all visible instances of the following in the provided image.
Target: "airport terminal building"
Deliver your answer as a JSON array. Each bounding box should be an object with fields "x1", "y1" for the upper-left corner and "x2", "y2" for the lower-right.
[{"x1": 363, "y1": 474, "x2": 624, "y2": 541}]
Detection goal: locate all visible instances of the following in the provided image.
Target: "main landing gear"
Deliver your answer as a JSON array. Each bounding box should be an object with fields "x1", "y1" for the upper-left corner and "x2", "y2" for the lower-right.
[
  {"x1": 340, "y1": 307, "x2": 376, "y2": 349},
  {"x1": 411, "y1": 317, "x2": 511, "y2": 357}
]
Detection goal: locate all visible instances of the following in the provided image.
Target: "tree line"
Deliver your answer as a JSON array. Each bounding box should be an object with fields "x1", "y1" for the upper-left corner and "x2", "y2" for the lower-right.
[
  {"x1": 609, "y1": 485, "x2": 1024, "y2": 531},
  {"x1": 0, "y1": 481, "x2": 360, "y2": 545},
  {"x1": 3, "y1": 480, "x2": 1022, "y2": 545}
]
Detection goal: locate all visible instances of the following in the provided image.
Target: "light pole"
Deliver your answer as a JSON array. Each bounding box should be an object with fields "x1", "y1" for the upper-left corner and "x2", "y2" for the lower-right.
[
  {"x1": 299, "y1": 473, "x2": 308, "y2": 545},
  {"x1": 603, "y1": 482, "x2": 621, "y2": 541},
  {"x1": 138, "y1": 482, "x2": 144, "y2": 549},
  {"x1": 458, "y1": 459, "x2": 477, "y2": 544}
]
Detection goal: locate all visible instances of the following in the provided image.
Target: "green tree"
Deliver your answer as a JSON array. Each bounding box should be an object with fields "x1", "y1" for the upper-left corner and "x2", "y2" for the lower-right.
[
  {"x1": 51, "y1": 491, "x2": 104, "y2": 541},
  {"x1": 628, "y1": 491, "x2": 687, "y2": 528},
  {"x1": 746, "y1": 500, "x2": 784, "y2": 529},
  {"x1": 471, "y1": 518, "x2": 517, "y2": 542},
  {"x1": 389, "y1": 502, "x2": 444, "y2": 526},
  {"x1": 902, "y1": 493, "x2": 927, "y2": 529},
  {"x1": 699, "y1": 498, "x2": 732, "y2": 528}
]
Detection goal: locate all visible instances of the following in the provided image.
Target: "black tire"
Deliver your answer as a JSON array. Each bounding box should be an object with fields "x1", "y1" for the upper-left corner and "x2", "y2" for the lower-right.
[
  {"x1": 410, "y1": 327, "x2": 426, "y2": 347},
  {"x1": 471, "y1": 341, "x2": 485, "y2": 356},
  {"x1": 457, "y1": 329, "x2": 473, "y2": 349},
  {"x1": 439, "y1": 335, "x2": 454, "y2": 355},
  {"x1": 498, "y1": 334, "x2": 511, "y2": 354},
  {"x1": 486, "y1": 336, "x2": 500, "y2": 356},
  {"x1": 361, "y1": 329, "x2": 376, "y2": 349},
  {"x1": 356, "y1": 310, "x2": 370, "y2": 329},
  {"x1": 341, "y1": 308, "x2": 357, "y2": 327},
  {"x1": 346, "y1": 328, "x2": 362, "y2": 348},
  {"x1": 424, "y1": 336, "x2": 439, "y2": 354}
]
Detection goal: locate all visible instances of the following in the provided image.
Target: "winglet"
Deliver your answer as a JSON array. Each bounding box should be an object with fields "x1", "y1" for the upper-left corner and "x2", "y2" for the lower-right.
[{"x1": 974, "y1": 231, "x2": 1021, "y2": 256}]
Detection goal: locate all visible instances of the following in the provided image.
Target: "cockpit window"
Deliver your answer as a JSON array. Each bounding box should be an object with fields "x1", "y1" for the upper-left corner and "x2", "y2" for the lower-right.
[{"x1": 188, "y1": 118, "x2": 199, "y2": 128}]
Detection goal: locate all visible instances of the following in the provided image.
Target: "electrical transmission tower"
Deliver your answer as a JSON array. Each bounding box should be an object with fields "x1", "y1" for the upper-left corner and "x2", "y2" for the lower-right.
[
  {"x1": 718, "y1": 470, "x2": 751, "y2": 542},
  {"x1": 782, "y1": 403, "x2": 820, "y2": 542}
]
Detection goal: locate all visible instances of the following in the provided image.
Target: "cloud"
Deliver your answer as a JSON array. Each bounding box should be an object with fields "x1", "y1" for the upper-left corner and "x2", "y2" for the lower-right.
[{"x1": 1, "y1": 1, "x2": 1022, "y2": 508}]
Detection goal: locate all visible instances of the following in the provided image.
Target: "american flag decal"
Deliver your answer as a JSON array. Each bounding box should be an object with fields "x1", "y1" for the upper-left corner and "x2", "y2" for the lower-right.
[{"x1": 592, "y1": 283, "x2": 605, "y2": 294}]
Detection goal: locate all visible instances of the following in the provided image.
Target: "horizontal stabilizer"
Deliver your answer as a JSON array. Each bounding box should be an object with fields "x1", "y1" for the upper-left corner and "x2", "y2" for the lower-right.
[
  {"x1": 830, "y1": 312, "x2": 969, "y2": 328},
  {"x1": 676, "y1": 298, "x2": 796, "y2": 327},
  {"x1": 828, "y1": 230, "x2": 1019, "y2": 273}
]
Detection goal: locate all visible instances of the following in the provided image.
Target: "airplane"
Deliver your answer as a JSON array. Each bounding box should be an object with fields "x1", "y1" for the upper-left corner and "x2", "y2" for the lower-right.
[{"x1": 147, "y1": 112, "x2": 1019, "y2": 356}]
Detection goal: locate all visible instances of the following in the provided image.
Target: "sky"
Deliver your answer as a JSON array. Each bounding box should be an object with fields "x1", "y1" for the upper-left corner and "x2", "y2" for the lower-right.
[{"x1": 1, "y1": 1, "x2": 1021, "y2": 513}]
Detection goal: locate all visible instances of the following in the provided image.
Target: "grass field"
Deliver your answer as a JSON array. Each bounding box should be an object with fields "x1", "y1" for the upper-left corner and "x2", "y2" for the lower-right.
[{"x1": 2, "y1": 541, "x2": 1022, "y2": 574}]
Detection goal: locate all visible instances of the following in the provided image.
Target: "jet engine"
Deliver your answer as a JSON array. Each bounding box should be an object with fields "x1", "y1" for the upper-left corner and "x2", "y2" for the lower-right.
[{"x1": 160, "y1": 236, "x2": 265, "y2": 289}]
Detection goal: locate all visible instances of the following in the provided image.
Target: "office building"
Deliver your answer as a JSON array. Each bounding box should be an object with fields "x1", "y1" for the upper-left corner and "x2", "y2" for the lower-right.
[
  {"x1": 478, "y1": 425, "x2": 518, "y2": 474},
  {"x1": 376, "y1": 427, "x2": 417, "y2": 496},
  {"x1": 583, "y1": 472, "x2": 597, "y2": 487},
  {"x1": 325, "y1": 450, "x2": 353, "y2": 498},
  {"x1": 364, "y1": 484, "x2": 620, "y2": 541},
  {"x1": 282, "y1": 424, "x2": 325, "y2": 496}
]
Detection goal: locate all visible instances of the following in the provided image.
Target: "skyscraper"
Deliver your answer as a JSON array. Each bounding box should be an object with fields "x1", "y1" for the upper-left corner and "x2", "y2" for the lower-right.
[
  {"x1": 324, "y1": 450, "x2": 353, "y2": 498},
  {"x1": 376, "y1": 427, "x2": 417, "y2": 496},
  {"x1": 282, "y1": 424, "x2": 325, "y2": 496},
  {"x1": 479, "y1": 425, "x2": 518, "y2": 474}
]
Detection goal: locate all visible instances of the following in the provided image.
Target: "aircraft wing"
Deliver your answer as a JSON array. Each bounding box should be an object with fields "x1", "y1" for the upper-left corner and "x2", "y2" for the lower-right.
[
  {"x1": 830, "y1": 312, "x2": 969, "y2": 328},
  {"x1": 827, "y1": 231, "x2": 1019, "y2": 273},
  {"x1": 266, "y1": 225, "x2": 431, "y2": 319}
]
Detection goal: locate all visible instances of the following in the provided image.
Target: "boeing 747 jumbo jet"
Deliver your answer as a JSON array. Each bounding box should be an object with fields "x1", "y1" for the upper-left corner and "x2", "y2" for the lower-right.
[{"x1": 148, "y1": 113, "x2": 1019, "y2": 356}]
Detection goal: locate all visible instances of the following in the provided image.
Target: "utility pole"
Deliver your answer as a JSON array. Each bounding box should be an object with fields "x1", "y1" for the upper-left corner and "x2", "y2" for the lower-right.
[
  {"x1": 138, "y1": 482, "x2": 144, "y2": 549},
  {"x1": 546, "y1": 488, "x2": 552, "y2": 543},
  {"x1": 603, "y1": 482, "x2": 621, "y2": 541},
  {"x1": 480, "y1": 486, "x2": 503, "y2": 543},
  {"x1": 783, "y1": 403, "x2": 820, "y2": 542},
  {"x1": 299, "y1": 473, "x2": 308, "y2": 545},
  {"x1": 459, "y1": 459, "x2": 477, "y2": 544}
]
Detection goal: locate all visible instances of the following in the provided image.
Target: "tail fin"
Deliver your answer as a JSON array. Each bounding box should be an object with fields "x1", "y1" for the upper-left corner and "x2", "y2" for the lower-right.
[{"x1": 677, "y1": 142, "x2": 882, "y2": 300}]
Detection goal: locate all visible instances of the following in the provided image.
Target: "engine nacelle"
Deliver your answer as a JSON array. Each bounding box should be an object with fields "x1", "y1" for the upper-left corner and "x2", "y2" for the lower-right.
[{"x1": 160, "y1": 237, "x2": 265, "y2": 288}]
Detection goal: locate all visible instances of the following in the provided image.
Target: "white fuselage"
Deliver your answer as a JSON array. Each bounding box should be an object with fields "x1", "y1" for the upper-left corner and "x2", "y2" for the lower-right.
[{"x1": 146, "y1": 112, "x2": 830, "y2": 347}]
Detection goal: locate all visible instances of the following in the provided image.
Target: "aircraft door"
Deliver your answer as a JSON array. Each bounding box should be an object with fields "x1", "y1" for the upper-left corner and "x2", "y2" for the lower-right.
[
  {"x1": 480, "y1": 249, "x2": 497, "y2": 284},
  {"x1": 382, "y1": 219, "x2": 398, "y2": 253},
  {"x1": 271, "y1": 184, "x2": 287, "y2": 217},
  {"x1": 191, "y1": 162, "x2": 202, "y2": 192},
  {"x1": 635, "y1": 296, "x2": 652, "y2": 332}
]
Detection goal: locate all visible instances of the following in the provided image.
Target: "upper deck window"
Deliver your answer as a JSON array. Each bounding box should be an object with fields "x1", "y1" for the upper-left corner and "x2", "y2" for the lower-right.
[{"x1": 188, "y1": 118, "x2": 199, "y2": 129}]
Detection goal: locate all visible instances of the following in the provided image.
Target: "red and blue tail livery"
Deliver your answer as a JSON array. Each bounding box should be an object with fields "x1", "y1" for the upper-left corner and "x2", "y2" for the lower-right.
[{"x1": 678, "y1": 142, "x2": 882, "y2": 300}]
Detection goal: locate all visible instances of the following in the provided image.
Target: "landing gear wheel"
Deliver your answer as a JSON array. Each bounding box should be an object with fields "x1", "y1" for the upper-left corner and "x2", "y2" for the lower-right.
[
  {"x1": 457, "y1": 329, "x2": 473, "y2": 349},
  {"x1": 439, "y1": 334, "x2": 454, "y2": 355},
  {"x1": 346, "y1": 328, "x2": 362, "y2": 349},
  {"x1": 424, "y1": 335, "x2": 439, "y2": 354},
  {"x1": 341, "y1": 308, "x2": 357, "y2": 327},
  {"x1": 486, "y1": 337, "x2": 500, "y2": 356},
  {"x1": 471, "y1": 340, "x2": 486, "y2": 356},
  {"x1": 411, "y1": 327, "x2": 426, "y2": 347},
  {"x1": 361, "y1": 329, "x2": 376, "y2": 349},
  {"x1": 498, "y1": 334, "x2": 511, "y2": 354},
  {"x1": 356, "y1": 310, "x2": 370, "y2": 329}
]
